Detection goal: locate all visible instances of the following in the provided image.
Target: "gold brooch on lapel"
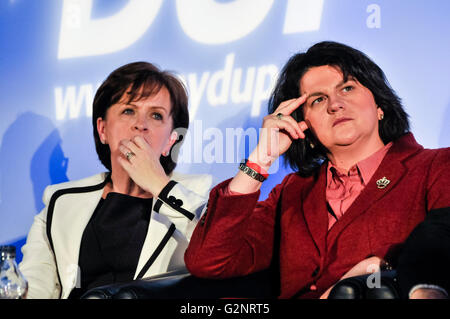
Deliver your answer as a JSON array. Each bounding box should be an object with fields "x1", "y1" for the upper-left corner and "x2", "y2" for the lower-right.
[{"x1": 376, "y1": 177, "x2": 390, "y2": 189}]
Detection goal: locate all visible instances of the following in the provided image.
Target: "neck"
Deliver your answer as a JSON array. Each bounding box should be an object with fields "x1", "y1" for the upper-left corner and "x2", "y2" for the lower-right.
[{"x1": 327, "y1": 136, "x2": 385, "y2": 173}]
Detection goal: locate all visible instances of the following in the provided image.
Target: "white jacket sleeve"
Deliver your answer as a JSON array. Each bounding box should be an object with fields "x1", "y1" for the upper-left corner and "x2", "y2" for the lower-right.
[
  {"x1": 19, "y1": 185, "x2": 61, "y2": 299},
  {"x1": 154, "y1": 173, "x2": 213, "y2": 240}
]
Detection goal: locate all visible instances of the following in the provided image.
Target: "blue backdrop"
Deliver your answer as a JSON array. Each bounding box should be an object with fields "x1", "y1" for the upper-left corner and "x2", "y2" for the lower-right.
[{"x1": 1, "y1": 0, "x2": 449, "y2": 263}]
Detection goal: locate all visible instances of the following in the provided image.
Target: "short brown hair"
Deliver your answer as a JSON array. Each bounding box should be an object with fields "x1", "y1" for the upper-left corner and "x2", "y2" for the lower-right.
[{"x1": 92, "y1": 62, "x2": 189, "y2": 174}]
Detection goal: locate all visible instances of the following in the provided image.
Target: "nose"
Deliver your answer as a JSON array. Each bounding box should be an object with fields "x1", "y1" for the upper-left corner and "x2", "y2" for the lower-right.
[
  {"x1": 327, "y1": 95, "x2": 345, "y2": 113},
  {"x1": 133, "y1": 114, "x2": 148, "y2": 132}
]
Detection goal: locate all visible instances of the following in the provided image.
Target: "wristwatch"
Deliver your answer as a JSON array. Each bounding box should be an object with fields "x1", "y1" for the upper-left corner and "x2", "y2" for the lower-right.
[{"x1": 239, "y1": 161, "x2": 266, "y2": 182}]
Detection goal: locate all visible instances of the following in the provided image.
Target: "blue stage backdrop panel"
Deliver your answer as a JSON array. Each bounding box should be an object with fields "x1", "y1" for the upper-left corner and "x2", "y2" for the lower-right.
[{"x1": 1, "y1": 0, "x2": 449, "y2": 263}]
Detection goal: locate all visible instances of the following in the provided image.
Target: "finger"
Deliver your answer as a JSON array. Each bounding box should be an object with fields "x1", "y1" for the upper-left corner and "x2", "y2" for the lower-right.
[
  {"x1": 119, "y1": 145, "x2": 136, "y2": 161},
  {"x1": 272, "y1": 98, "x2": 297, "y2": 116},
  {"x1": 132, "y1": 135, "x2": 150, "y2": 150},
  {"x1": 264, "y1": 115, "x2": 299, "y2": 139},
  {"x1": 275, "y1": 94, "x2": 307, "y2": 115},
  {"x1": 297, "y1": 121, "x2": 309, "y2": 139},
  {"x1": 280, "y1": 115, "x2": 305, "y2": 138},
  {"x1": 303, "y1": 118, "x2": 315, "y2": 133},
  {"x1": 132, "y1": 136, "x2": 160, "y2": 158},
  {"x1": 282, "y1": 94, "x2": 308, "y2": 115},
  {"x1": 298, "y1": 120, "x2": 309, "y2": 131},
  {"x1": 121, "y1": 139, "x2": 141, "y2": 155},
  {"x1": 274, "y1": 118, "x2": 301, "y2": 139},
  {"x1": 117, "y1": 155, "x2": 132, "y2": 171},
  {"x1": 276, "y1": 98, "x2": 298, "y2": 110},
  {"x1": 269, "y1": 113, "x2": 304, "y2": 139}
]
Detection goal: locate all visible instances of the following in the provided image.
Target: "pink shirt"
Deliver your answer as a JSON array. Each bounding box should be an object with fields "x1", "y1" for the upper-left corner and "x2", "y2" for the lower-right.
[
  {"x1": 226, "y1": 143, "x2": 392, "y2": 231},
  {"x1": 326, "y1": 142, "x2": 392, "y2": 229}
]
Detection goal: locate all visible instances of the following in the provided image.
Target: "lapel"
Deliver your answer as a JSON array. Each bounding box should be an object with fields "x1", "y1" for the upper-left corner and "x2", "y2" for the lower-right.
[
  {"x1": 51, "y1": 172, "x2": 182, "y2": 284},
  {"x1": 326, "y1": 133, "x2": 423, "y2": 249},
  {"x1": 134, "y1": 201, "x2": 176, "y2": 279},
  {"x1": 134, "y1": 172, "x2": 211, "y2": 278},
  {"x1": 50, "y1": 174, "x2": 106, "y2": 292},
  {"x1": 301, "y1": 166, "x2": 329, "y2": 257}
]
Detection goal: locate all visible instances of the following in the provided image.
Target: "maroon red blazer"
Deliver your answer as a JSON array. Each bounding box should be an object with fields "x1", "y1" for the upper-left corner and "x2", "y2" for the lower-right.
[{"x1": 185, "y1": 133, "x2": 450, "y2": 298}]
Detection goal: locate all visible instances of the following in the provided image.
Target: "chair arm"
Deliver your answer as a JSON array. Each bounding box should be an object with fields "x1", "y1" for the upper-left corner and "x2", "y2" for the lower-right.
[
  {"x1": 81, "y1": 269, "x2": 274, "y2": 299},
  {"x1": 328, "y1": 270, "x2": 399, "y2": 299},
  {"x1": 81, "y1": 269, "x2": 400, "y2": 299},
  {"x1": 80, "y1": 268, "x2": 189, "y2": 299}
]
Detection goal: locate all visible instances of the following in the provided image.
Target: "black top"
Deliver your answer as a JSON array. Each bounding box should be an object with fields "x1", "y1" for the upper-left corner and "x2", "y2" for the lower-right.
[{"x1": 69, "y1": 192, "x2": 152, "y2": 299}]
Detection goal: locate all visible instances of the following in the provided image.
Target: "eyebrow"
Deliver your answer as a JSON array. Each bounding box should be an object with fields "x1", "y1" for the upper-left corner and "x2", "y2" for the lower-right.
[
  {"x1": 126, "y1": 103, "x2": 168, "y2": 112},
  {"x1": 305, "y1": 78, "x2": 356, "y2": 101}
]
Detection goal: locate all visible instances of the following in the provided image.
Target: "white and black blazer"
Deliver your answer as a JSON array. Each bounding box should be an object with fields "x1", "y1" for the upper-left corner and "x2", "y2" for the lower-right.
[{"x1": 19, "y1": 172, "x2": 213, "y2": 299}]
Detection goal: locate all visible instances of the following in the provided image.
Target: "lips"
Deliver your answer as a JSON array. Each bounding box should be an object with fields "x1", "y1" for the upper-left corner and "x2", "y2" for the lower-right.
[{"x1": 333, "y1": 117, "x2": 352, "y2": 127}]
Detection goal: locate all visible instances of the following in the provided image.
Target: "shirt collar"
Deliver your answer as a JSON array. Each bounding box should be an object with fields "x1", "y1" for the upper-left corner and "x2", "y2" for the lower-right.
[{"x1": 327, "y1": 142, "x2": 393, "y2": 186}]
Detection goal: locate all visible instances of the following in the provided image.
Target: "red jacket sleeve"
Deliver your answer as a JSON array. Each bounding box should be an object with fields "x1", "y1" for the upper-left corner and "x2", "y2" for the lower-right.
[
  {"x1": 184, "y1": 176, "x2": 288, "y2": 278},
  {"x1": 425, "y1": 148, "x2": 450, "y2": 211}
]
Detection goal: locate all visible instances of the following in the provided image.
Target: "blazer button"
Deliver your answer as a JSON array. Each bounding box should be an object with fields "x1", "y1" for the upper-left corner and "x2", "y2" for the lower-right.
[{"x1": 168, "y1": 195, "x2": 183, "y2": 207}]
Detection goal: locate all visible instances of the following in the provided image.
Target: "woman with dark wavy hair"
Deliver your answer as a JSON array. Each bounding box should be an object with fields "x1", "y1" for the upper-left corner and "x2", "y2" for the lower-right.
[
  {"x1": 185, "y1": 41, "x2": 450, "y2": 299},
  {"x1": 269, "y1": 41, "x2": 409, "y2": 176}
]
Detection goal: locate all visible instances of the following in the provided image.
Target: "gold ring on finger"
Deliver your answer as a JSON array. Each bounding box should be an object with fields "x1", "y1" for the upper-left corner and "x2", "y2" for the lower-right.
[{"x1": 126, "y1": 151, "x2": 135, "y2": 161}]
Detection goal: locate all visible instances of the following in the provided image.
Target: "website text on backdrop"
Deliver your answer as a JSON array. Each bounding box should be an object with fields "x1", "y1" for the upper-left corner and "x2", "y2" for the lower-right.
[
  {"x1": 19, "y1": 62, "x2": 212, "y2": 299},
  {"x1": 184, "y1": 41, "x2": 450, "y2": 299}
]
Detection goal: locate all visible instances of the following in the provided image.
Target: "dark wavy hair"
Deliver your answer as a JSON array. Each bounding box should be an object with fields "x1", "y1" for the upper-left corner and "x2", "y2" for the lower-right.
[
  {"x1": 268, "y1": 41, "x2": 410, "y2": 177},
  {"x1": 92, "y1": 62, "x2": 189, "y2": 175}
]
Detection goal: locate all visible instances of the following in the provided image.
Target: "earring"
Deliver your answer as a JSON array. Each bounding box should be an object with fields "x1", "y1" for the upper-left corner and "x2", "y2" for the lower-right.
[
  {"x1": 309, "y1": 141, "x2": 315, "y2": 149},
  {"x1": 379, "y1": 113, "x2": 384, "y2": 120}
]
